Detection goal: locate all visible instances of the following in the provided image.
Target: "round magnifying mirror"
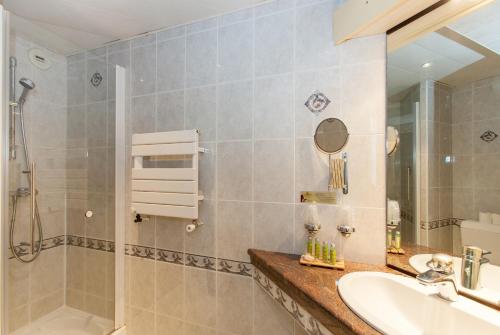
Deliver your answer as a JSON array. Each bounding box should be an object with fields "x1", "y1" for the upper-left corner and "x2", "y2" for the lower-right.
[
  {"x1": 314, "y1": 118, "x2": 349, "y2": 154},
  {"x1": 386, "y1": 126, "x2": 400, "y2": 156}
]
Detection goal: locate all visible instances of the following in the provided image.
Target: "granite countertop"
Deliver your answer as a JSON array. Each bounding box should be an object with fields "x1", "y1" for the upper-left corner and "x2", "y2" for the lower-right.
[{"x1": 248, "y1": 249, "x2": 402, "y2": 335}]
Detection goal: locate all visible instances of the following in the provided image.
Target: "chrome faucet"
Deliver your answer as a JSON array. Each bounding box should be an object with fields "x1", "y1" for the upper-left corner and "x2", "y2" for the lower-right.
[
  {"x1": 416, "y1": 253, "x2": 459, "y2": 302},
  {"x1": 461, "y1": 246, "x2": 490, "y2": 290}
]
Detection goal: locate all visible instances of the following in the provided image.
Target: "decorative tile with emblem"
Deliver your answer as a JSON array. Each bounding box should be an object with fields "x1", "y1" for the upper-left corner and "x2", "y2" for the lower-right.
[
  {"x1": 305, "y1": 90, "x2": 331, "y2": 113},
  {"x1": 480, "y1": 130, "x2": 498, "y2": 143},
  {"x1": 90, "y1": 72, "x2": 103, "y2": 87}
]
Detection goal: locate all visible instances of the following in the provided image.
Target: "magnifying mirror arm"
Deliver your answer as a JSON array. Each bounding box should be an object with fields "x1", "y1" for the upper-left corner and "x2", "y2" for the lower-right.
[{"x1": 342, "y1": 152, "x2": 348, "y2": 195}]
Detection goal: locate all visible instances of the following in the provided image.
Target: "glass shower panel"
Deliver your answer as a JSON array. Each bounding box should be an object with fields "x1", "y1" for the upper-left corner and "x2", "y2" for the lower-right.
[
  {"x1": 4, "y1": 15, "x2": 123, "y2": 335},
  {"x1": 387, "y1": 85, "x2": 420, "y2": 246}
]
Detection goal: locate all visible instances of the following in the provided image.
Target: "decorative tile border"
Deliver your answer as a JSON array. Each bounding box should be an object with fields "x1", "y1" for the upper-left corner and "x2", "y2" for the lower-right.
[
  {"x1": 67, "y1": 235, "x2": 115, "y2": 253},
  {"x1": 11, "y1": 235, "x2": 253, "y2": 278},
  {"x1": 9, "y1": 235, "x2": 66, "y2": 259},
  {"x1": 185, "y1": 253, "x2": 217, "y2": 271},
  {"x1": 218, "y1": 258, "x2": 253, "y2": 277},
  {"x1": 420, "y1": 218, "x2": 464, "y2": 230},
  {"x1": 254, "y1": 268, "x2": 333, "y2": 335},
  {"x1": 156, "y1": 248, "x2": 184, "y2": 265}
]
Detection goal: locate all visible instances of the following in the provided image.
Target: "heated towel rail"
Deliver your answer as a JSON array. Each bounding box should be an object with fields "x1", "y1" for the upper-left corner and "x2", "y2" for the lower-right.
[{"x1": 131, "y1": 129, "x2": 205, "y2": 220}]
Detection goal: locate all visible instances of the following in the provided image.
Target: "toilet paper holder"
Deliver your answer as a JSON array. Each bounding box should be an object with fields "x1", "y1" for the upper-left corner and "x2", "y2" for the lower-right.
[{"x1": 186, "y1": 220, "x2": 204, "y2": 233}]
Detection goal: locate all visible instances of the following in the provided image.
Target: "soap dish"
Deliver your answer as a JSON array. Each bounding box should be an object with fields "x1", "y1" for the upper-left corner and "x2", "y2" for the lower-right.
[{"x1": 299, "y1": 255, "x2": 345, "y2": 270}]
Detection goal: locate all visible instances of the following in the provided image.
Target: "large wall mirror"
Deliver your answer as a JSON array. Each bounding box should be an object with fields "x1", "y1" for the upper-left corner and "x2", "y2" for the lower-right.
[{"x1": 386, "y1": 0, "x2": 500, "y2": 307}]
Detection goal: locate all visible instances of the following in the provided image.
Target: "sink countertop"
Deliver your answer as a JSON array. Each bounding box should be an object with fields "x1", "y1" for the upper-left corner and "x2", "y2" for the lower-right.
[{"x1": 248, "y1": 249, "x2": 401, "y2": 335}]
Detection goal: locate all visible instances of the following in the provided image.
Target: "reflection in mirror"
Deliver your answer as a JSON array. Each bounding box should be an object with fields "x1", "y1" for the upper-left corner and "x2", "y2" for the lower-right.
[
  {"x1": 386, "y1": 126, "x2": 400, "y2": 156},
  {"x1": 386, "y1": 0, "x2": 500, "y2": 307},
  {"x1": 314, "y1": 118, "x2": 349, "y2": 154}
]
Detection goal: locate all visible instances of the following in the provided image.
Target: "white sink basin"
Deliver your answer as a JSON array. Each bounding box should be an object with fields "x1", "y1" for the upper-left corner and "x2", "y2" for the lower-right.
[
  {"x1": 338, "y1": 272, "x2": 500, "y2": 335},
  {"x1": 410, "y1": 254, "x2": 500, "y2": 306}
]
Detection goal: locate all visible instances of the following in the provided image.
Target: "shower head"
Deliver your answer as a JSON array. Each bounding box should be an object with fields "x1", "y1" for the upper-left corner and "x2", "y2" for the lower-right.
[{"x1": 18, "y1": 78, "x2": 35, "y2": 103}]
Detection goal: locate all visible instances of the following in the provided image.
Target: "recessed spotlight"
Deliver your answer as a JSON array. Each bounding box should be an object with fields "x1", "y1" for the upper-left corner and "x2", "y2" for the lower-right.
[{"x1": 421, "y1": 62, "x2": 432, "y2": 68}]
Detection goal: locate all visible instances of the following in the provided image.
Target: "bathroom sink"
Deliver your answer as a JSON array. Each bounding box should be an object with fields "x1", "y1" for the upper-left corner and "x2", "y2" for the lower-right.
[
  {"x1": 410, "y1": 254, "x2": 500, "y2": 306},
  {"x1": 338, "y1": 272, "x2": 500, "y2": 335}
]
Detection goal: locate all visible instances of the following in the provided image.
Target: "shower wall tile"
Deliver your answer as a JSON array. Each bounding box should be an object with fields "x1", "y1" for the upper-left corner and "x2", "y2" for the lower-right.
[
  {"x1": 255, "y1": 0, "x2": 295, "y2": 17},
  {"x1": 185, "y1": 200, "x2": 216, "y2": 257},
  {"x1": 129, "y1": 257, "x2": 155, "y2": 311},
  {"x1": 254, "y1": 74, "x2": 293, "y2": 139},
  {"x1": 66, "y1": 105, "x2": 86, "y2": 148},
  {"x1": 155, "y1": 262, "x2": 185, "y2": 318},
  {"x1": 219, "y1": 7, "x2": 254, "y2": 27},
  {"x1": 86, "y1": 102, "x2": 108, "y2": 147},
  {"x1": 255, "y1": 10, "x2": 294, "y2": 77},
  {"x1": 185, "y1": 267, "x2": 216, "y2": 327},
  {"x1": 217, "y1": 80, "x2": 253, "y2": 140},
  {"x1": 473, "y1": 118, "x2": 500, "y2": 154},
  {"x1": 131, "y1": 33, "x2": 157, "y2": 48},
  {"x1": 254, "y1": 140, "x2": 293, "y2": 203},
  {"x1": 217, "y1": 201, "x2": 253, "y2": 262},
  {"x1": 216, "y1": 272, "x2": 253, "y2": 335},
  {"x1": 131, "y1": 94, "x2": 156, "y2": 134},
  {"x1": 86, "y1": 57, "x2": 108, "y2": 102},
  {"x1": 157, "y1": 37, "x2": 186, "y2": 92},
  {"x1": 254, "y1": 283, "x2": 294, "y2": 335},
  {"x1": 254, "y1": 203, "x2": 294, "y2": 253},
  {"x1": 451, "y1": 86, "x2": 472, "y2": 123},
  {"x1": 185, "y1": 86, "x2": 216, "y2": 141},
  {"x1": 295, "y1": 0, "x2": 339, "y2": 71},
  {"x1": 294, "y1": 68, "x2": 340, "y2": 138},
  {"x1": 186, "y1": 30, "x2": 217, "y2": 88},
  {"x1": 472, "y1": 78, "x2": 500, "y2": 121},
  {"x1": 187, "y1": 17, "x2": 218, "y2": 34},
  {"x1": 132, "y1": 44, "x2": 157, "y2": 95},
  {"x1": 157, "y1": 26, "x2": 186, "y2": 41},
  {"x1": 156, "y1": 91, "x2": 184, "y2": 131},
  {"x1": 217, "y1": 20, "x2": 254, "y2": 83},
  {"x1": 217, "y1": 141, "x2": 253, "y2": 201}
]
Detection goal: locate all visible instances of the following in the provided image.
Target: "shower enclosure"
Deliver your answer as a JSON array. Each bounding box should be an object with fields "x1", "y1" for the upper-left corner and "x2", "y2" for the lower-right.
[{"x1": 0, "y1": 8, "x2": 126, "y2": 335}]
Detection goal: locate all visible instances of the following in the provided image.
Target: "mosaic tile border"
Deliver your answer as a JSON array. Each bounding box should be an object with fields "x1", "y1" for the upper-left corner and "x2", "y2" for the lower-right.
[{"x1": 254, "y1": 268, "x2": 333, "y2": 335}]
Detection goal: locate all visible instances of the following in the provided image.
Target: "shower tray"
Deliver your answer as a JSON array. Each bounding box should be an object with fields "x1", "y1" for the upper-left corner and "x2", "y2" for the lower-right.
[{"x1": 10, "y1": 306, "x2": 114, "y2": 335}]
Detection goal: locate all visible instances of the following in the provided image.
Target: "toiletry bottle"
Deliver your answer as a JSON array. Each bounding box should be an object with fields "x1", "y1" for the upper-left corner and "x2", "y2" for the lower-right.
[
  {"x1": 322, "y1": 242, "x2": 329, "y2": 262},
  {"x1": 387, "y1": 230, "x2": 393, "y2": 248},
  {"x1": 307, "y1": 236, "x2": 313, "y2": 255},
  {"x1": 395, "y1": 231, "x2": 401, "y2": 249},
  {"x1": 330, "y1": 243, "x2": 336, "y2": 265},
  {"x1": 315, "y1": 238, "x2": 321, "y2": 259}
]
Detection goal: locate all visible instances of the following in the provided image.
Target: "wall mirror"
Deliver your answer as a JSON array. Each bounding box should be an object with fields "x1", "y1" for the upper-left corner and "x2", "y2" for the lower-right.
[
  {"x1": 386, "y1": 0, "x2": 500, "y2": 307},
  {"x1": 314, "y1": 118, "x2": 349, "y2": 154}
]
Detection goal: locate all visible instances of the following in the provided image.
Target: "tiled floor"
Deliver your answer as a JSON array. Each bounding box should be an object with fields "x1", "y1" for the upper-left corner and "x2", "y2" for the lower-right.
[{"x1": 10, "y1": 306, "x2": 114, "y2": 335}]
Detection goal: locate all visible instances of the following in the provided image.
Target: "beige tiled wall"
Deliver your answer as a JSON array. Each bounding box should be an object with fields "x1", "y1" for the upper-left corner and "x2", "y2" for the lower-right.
[
  {"x1": 451, "y1": 75, "x2": 500, "y2": 220},
  {"x1": 7, "y1": 35, "x2": 67, "y2": 332},
  {"x1": 419, "y1": 81, "x2": 454, "y2": 252},
  {"x1": 92, "y1": 0, "x2": 389, "y2": 334},
  {"x1": 65, "y1": 34, "x2": 119, "y2": 320}
]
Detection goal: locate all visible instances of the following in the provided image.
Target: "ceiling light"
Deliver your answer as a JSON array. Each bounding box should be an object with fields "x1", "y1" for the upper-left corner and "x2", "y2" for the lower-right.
[{"x1": 421, "y1": 62, "x2": 432, "y2": 68}]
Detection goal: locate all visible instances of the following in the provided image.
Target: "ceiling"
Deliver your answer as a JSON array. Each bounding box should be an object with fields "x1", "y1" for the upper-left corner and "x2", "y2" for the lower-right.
[
  {"x1": 387, "y1": 32, "x2": 484, "y2": 96},
  {"x1": 448, "y1": 0, "x2": 500, "y2": 55},
  {"x1": 4, "y1": 0, "x2": 267, "y2": 55},
  {"x1": 388, "y1": 0, "x2": 500, "y2": 97}
]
